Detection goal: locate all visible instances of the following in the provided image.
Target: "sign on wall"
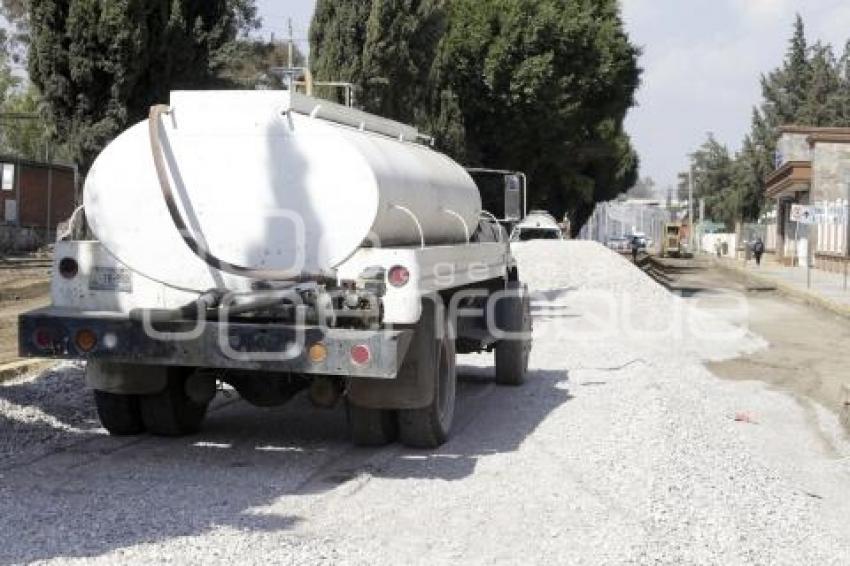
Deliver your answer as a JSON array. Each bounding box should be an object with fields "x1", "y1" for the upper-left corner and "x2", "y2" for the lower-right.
[{"x1": 789, "y1": 204, "x2": 822, "y2": 225}]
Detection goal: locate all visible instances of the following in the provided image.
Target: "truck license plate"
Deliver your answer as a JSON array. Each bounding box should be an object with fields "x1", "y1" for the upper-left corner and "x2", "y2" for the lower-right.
[{"x1": 89, "y1": 266, "x2": 133, "y2": 292}]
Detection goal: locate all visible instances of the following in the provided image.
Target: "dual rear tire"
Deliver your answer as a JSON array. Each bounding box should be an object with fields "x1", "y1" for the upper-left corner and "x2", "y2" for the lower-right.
[
  {"x1": 349, "y1": 298, "x2": 457, "y2": 449},
  {"x1": 93, "y1": 368, "x2": 210, "y2": 437}
]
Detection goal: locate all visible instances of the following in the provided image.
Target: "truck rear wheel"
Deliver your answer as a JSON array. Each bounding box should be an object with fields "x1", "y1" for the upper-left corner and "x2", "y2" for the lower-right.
[
  {"x1": 495, "y1": 281, "x2": 532, "y2": 386},
  {"x1": 93, "y1": 390, "x2": 145, "y2": 436},
  {"x1": 398, "y1": 302, "x2": 456, "y2": 448},
  {"x1": 139, "y1": 369, "x2": 209, "y2": 436},
  {"x1": 348, "y1": 404, "x2": 398, "y2": 446}
]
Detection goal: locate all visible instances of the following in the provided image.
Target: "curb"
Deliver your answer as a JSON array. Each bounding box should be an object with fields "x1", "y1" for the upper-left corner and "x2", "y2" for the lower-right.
[
  {"x1": 712, "y1": 257, "x2": 850, "y2": 319},
  {"x1": 0, "y1": 359, "x2": 55, "y2": 384}
]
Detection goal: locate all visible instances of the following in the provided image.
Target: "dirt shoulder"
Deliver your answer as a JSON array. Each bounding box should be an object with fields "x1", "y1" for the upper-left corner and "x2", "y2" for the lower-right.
[
  {"x1": 654, "y1": 257, "x2": 850, "y2": 436},
  {"x1": 0, "y1": 265, "x2": 51, "y2": 367}
]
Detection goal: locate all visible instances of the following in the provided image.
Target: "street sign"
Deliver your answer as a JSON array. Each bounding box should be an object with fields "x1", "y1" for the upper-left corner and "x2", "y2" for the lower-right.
[{"x1": 790, "y1": 204, "x2": 816, "y2": 224}]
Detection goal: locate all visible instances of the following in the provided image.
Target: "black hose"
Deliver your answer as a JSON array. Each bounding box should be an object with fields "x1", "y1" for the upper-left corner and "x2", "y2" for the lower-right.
[
  {"x1": 129, "y1": 289, "x2": 222, "y2": 323},
  {"x1": 148, "y1": 105, "x2": 334, "y2": 284}
]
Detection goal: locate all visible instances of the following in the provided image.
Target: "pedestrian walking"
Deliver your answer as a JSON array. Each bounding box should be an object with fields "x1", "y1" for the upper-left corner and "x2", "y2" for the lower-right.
[
  {"x1": 631, "y1": 236, "x2": 640, "y2": 263},
  {"x1": 753, "y1": 237, "x2": 765, "y2": 266}
]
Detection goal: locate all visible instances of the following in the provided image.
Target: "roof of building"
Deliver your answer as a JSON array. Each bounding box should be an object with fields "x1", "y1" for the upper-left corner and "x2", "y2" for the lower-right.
[
  {"x1": 777, "y1": 126, "x2": 850, "y2": 146},
  {"x1": 764, "y1": 160, "x2": 812, "y2": 199},
  {"x1": 0, "y1": 155, "x2": 76, "y2": 173},
  {"x1": 778, "y1": 125, "x2": 850, "y2": 135}
]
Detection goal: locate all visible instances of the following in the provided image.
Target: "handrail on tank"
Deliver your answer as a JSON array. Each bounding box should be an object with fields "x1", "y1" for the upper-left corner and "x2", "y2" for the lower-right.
[
  {"x1": 390, "y1": 204, "x2": 426, "y2": 249},
  {"x1": 441, "y1": 208, "x2": 471, "y2": 244},
  {"x1": 148, "y1": 104, "x2": 335, "y2": 285},
  {"x1": 479, "y1": 210, "x2": 505, "y2": 243},
  {"x1": 290, "y1": 92, "x2": 427, "y2": 144}
]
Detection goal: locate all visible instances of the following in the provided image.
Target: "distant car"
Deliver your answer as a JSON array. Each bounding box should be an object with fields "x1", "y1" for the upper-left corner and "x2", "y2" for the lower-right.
[
  {"x1": 511, "y1": 227, "x2": 564, "y2": 242},
  {"x1": 510, "y1": 211, "x2": 565, "y2": 242},
  {"x1": 606, "y1": 237, "x2": 630, "y2": 252}
]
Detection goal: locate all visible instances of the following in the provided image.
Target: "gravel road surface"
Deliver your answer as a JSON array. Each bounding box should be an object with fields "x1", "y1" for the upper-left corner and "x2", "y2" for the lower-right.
[{"x1": 2, "y1": 241, "x2": 850, "y2": 565}]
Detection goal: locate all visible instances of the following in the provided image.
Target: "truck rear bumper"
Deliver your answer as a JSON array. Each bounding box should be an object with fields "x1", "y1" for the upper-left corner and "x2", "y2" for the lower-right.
[{"x1": 19, "y1": 308, "x2": 413, "y2": 379}]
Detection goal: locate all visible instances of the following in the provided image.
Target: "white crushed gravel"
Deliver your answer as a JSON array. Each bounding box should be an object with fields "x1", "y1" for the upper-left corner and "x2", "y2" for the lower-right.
[{"x1": 1, "y1": 240, "x2": 849, "y2": 565}]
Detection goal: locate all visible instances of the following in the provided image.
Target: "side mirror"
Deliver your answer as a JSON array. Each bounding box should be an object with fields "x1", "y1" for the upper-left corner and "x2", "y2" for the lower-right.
[{"x1": 504, "y1": 174, "x2": 523, "y2": 221}]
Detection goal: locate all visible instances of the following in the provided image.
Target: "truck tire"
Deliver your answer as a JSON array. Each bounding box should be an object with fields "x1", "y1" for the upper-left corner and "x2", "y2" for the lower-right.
[
  {"x1": 93, "y1": 390, "x2": 145, "y2": 436},
  {"x1": 348, "y1": 404, "x2": 398, "y2": 446},
  {"x1": 139, "y1": 369, "x2": 208, "y2": 436},
  {"x1": 495, "y1": 281, "x2": 532, "y2": 386},
  {"x1": 398, "y1": 300, "x2": 456, "y2": 448}
]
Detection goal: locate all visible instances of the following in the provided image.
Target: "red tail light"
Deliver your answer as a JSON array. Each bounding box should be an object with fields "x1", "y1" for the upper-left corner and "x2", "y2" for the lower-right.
[
  {"x1": 388, "y1": 265, "x2": 410, "y2": 287},
  {"x1": 33, "y1": 328, "x2": 52, "y2": 350},
  {"x1": 350, "y1": 344, "x2": 371, "y2": 366}
]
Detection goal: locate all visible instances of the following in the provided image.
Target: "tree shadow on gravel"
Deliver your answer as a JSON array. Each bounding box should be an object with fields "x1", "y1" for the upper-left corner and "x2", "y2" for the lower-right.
[
  {"x1": 0, "y1": 366, "x2": 103, "y2": 471},
  {"x1": 0, "y1": 365, "x2": 571, "y2": 563}
]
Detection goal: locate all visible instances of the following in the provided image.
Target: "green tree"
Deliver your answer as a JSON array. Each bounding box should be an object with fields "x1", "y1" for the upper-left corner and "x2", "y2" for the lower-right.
[
  {"x1": 761, "y1": 14, "x2": 810, "y2": 127},
  {"x1": 218, "y1": 39, "x2": 307, "y2": 89},
  {"x1": 309, "y1": 0, "x2": 641, "y2": 232},
  {"x1": 799, "y1": 43, "x2": 842, "y2": 126},
  {"x1": 361, "y1": 0, "x2": 446, "y2": 124},
  {"x1": 27, "y1": 0, "x2": 259, "y2": 173},
  {"x1": 309, "y1": 0, "x2": 373, "y2": 99},
  {"x1": 430, "y1": 0, "x2": 640, "y2": 230},
  {"x1": 310, "y1": 0, "x2": 445, "y2": 122},
  {"x1": 690, "y1": 134, "x2": 735, "y2": 226},
  {"x1": 0, "y1": 29, "x2": 17, "y2": 107}
]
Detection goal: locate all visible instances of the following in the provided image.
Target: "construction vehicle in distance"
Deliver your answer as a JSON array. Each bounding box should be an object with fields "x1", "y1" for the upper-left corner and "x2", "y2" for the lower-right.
[{"x1": 662, "y1": 222, "x2": 693, "y2": 258}]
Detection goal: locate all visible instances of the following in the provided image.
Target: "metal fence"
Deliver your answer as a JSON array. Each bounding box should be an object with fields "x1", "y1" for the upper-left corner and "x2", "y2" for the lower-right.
[{"x1": 579, "y1": 201, "x2": 671, "y2": 250}]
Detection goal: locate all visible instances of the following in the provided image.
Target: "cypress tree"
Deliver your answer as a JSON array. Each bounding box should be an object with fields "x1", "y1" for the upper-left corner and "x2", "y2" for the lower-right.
[
  {"x1": 361, "y1": 0, "x2": 445, "y2": 124},
  {"x1": 309, "y1": 0, "x2": 373, "y2": 97},
  {"x1": 27, "y1": 0, "x2": 258, "y2": 173},
  {"x1": 800, "y1": 43, "x2": 842, "y2": 126}
]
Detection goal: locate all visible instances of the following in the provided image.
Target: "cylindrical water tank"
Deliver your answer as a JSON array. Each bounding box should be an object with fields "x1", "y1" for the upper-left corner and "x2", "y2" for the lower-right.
[{"x1": 84, "y1": 91, "x2": 482, "y2": 292}]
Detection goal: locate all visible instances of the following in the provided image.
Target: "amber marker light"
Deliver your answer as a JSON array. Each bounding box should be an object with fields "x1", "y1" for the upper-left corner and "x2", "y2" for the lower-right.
[
  {"x1": 309, "y1": 343, "x2": 328, "y2": 364},
  {"x1": 75, "y1": 329, "x2": 98, "y2": 353}
]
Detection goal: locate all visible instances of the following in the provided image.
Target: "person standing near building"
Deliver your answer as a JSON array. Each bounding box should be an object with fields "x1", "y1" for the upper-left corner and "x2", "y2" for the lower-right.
[
  {"x1": 753, "y1": 237, "x2": 765, "y2": 266},
  {"x1": 631, "y1": 235, "x2": 640, "y2": 263}
]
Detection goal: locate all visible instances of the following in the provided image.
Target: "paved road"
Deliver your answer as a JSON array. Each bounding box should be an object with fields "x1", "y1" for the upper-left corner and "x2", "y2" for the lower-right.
[{"x1": 2, "y1": 242, "x2": 850, "y2": 565}]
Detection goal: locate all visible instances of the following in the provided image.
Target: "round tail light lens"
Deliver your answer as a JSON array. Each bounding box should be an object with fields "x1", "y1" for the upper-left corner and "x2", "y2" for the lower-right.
[
  {"x1": 388, "y1": 265, "x2": 410, "y2": 287},
  {"x1": 58, "y1": 257, "x2": 79, "y2": 279},
  {"x1": 75, "y1": 329, "x2": 98, "y2": 352},
  {"x1": 350, "y1": 344, "x2": 371, "y2": 366},
  {"x1": 33, "y1": 328, "x2": 53, "y2": 350}
]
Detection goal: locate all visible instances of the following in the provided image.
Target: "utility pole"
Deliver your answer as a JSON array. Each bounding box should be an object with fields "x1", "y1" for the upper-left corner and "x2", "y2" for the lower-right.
[
  {"x1": 287, "y1": 18, "x2": 294, "y2": 69},
  {"x1": 688, "y1": 164, "x2": 695, "y2": 251}
]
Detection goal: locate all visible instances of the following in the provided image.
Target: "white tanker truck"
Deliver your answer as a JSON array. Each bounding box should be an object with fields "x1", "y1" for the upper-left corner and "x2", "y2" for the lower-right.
[{"x1": 19, "y1": 90, "x2": 532, "y2": 448}]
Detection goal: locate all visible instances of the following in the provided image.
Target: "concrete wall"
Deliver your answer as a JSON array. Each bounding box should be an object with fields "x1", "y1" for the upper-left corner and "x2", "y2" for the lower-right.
[
  {"x1": 581, "y1": 201, "x2": 671, "y2": 250},
  {"x1": 777, "y1": 133, "x2": 812, "y2": 165},
  {"x1": 812, "y1": 142, "x2": 850, "y2": 202},
  {"x1": 702, "y1": 233, "x2": 737, "y2": 257}
]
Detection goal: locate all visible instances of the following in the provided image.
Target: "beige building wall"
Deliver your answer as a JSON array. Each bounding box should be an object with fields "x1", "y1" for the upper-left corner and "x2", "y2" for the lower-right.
[
  {"x1": 812, "y1": 142, "x2": 850, "y2": 202},
  {"x1": 777, "y1": 133, "x2": 813, "y2": 164}
]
